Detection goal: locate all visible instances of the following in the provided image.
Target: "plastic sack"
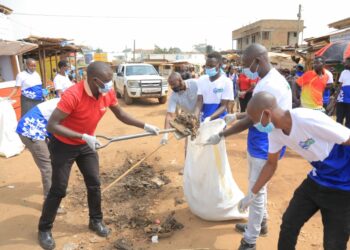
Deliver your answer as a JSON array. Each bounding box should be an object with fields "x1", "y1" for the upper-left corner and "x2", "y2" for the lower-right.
[
  {"x1": 0, "y1": 99, "x2": 24, "y2": 158},
  {"x1": 184, "y1": 119, "x2": 248, "y2": 221}
]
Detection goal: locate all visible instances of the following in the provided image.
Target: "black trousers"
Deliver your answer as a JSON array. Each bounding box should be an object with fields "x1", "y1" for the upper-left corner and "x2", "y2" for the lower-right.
[
  {"x1": 239, "y1": 92, "x2": 252, "y2": 113},
  {"x1": 278, "y1": 177, "x2": 350, "y2": 250},
  {"x1": 38, "y1": 136, "x2": 102, "y2": 231},
  {"x1": 21, "y1": 95, "x2": 42, "y2": 117},
  {"x1": 336, "y1": 102, "x2": 350, "y2": 129}
]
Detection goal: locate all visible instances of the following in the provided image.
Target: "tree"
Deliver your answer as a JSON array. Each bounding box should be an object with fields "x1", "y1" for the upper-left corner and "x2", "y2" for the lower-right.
[
  {"x1": 153, "y1": 45, "x2": 182, "y2": 54},
  {"x1": 153, "y1": 45, "x2": 167, "y2": 54},
  {"x1": 193, "y1": 43, "x2": 207, "y2": 53},
  {"x1": 193, "y1": 43, "x2": 214, "y2": 54},
  {"x1": 168, "y1": 47, "x2": 182, "y2": 54},
  {"x1": 205, "y1": 45, "x2": 213, "y2": 54},
  {"x1": 122, "y1": 48, "x2": 132, "y2": 53},
  {"x1": 95, "y1": 48, "x2": 104, "y2": 53}
]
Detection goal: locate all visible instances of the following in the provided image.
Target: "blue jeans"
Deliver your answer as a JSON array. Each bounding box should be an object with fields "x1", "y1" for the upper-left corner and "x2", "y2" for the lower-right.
[
  {"x1": 243, "y1": 153, "x2": 268, "y2": 244},
  {"x1": 279, "y1": 177, "x2": 350, "y2": 250}
]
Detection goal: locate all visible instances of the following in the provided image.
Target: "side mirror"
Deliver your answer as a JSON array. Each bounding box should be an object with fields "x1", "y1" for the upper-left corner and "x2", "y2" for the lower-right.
[{"x1": 117, "y1": 72, "x2": 123, "y2": 77}]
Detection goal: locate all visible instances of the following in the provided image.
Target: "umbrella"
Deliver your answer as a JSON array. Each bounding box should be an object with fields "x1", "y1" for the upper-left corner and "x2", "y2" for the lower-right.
[{"x1": 315, "y1": 41, "x2": 350, "y2": 63}]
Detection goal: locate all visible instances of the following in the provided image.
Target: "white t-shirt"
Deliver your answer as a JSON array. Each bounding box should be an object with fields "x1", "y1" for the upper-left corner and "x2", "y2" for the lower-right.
[
  {"x1": 253, "y1": 68, "x2": 292, "y2": 110},
  {"x1": 167, "y1": 79, "x2": 198, "y2": 113},
  {"x1": 269, "y1": 108, "x2": 350, "y2": 159},
  {"x1": 15, "y1": 70, "x2": 43, "y2": 100},
  {"x1": 268, "y1": 108, "x2": 350, "y2": 190},
  {"x1": 197, "y1": 74, "x2": 234, "y2": 119},
  {"x1": 323, "y1": 69, "x2": 334, "y2": 104},
  {"x1": 325, "y1": 69, "x2": 334, "y2": 84},
  {"x1": 248, "y1": 68, "x2": 292, "y2": 159},
  {"x1": 54, "y1": 74, "x2": 73, "y2": 92},
  {"x1": 337, "y1": 69, "x2": 350, "y2": 103}
]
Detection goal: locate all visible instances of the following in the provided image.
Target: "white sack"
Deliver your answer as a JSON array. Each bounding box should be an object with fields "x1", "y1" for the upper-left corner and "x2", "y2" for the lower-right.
[
  {"x1": 0, "y1": 99, "x2": 24, "y2": 158},
  {"x1": 184, "y1": 119, "x2": 247, "y2": 221}
]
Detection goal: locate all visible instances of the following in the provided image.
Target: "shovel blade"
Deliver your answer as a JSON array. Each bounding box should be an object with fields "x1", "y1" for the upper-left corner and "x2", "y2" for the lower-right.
[{"x1": 170, "y1": 120, "x2": 190, "y2": 140}]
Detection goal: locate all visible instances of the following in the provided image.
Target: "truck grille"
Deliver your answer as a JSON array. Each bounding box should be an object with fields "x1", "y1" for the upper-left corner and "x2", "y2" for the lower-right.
[
  {"x1": 140, "y1": 80, "x2": 162, "y2": 95},
  {"x1": 140, "y1": 80, "x2": 162, "y2": 88}
]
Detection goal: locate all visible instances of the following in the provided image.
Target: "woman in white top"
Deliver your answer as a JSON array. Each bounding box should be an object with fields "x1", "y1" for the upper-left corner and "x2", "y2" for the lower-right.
[{"x1": 53, "y1": 60, "x2": 73, "y2": 97}]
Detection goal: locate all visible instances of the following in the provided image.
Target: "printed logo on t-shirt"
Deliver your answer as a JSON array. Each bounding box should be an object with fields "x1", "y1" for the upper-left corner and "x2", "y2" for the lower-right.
[
  {"x1": 299, "y1": 138, "x2": 315, "y2": 150},
  {"x1": 213, "y1": 88, "x2": 224, "y2": 94},
  {"x1": 311, "y1": 167, "x2": 317, "y2": 176}
]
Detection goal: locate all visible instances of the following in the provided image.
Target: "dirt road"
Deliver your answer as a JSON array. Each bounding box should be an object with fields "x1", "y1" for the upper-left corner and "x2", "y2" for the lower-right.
[{"x1": 0, "y1": 98, "x2": 341, "y2": 250}]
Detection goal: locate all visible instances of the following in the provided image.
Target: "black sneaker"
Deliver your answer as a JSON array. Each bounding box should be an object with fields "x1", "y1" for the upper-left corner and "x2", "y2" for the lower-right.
[
  {"x1": 38, "y1": 230, "x2": 55, "y2": 250},
  {"x1": 238, "y1": 238, "x2": 256, "y2": 250},
  {"x1": 89, "y1": 220, "x2": 110, "y2": 237},
  {"x1": 235, "y1": 219, "x2": 268, "y2": 237}
]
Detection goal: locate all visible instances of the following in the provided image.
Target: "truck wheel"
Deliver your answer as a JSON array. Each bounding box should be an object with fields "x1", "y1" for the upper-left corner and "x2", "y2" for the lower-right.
[
  {"x1": 158, "y1": 96, "x2": 167, "y2": 104},
  {"x1": 124, "y1": 87, "x2": 133, "y2": 105}
]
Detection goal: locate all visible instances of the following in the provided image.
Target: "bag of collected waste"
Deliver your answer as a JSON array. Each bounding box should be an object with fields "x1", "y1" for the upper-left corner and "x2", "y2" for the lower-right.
[
  {"x1": 0, "y1": 98, "x2": 24, "y2": 158},
  {"x1": 184, "y1": 119, "x2": 247, "y2": 221}
]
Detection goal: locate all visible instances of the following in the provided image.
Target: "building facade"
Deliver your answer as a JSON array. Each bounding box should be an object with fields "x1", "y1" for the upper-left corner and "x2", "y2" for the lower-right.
[{"x1": 232, "y1": 19, "x2": 304, "y2": 51}]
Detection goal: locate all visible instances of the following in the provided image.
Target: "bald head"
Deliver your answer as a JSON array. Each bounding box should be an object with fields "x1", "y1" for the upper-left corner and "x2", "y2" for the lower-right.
[
  {"x1": 241, "y1": 44, "x2": 271, "y2": 78},
  {"x1": 247, "y1": 91, "x2": 278, "y2": 124},
  {"x1": 168, "y1": 72, "x2": 182, "y2": 83},
  {"x1": 26, "y1": 58, "x2": 36, "y2": 65},
  {"x1": 168, "y1": 71, "x2": 185, "y2": 92},
  {"x1": 87, "y1": 61, "x2": 113, "y2": 81},
  {"x1": 242, "y1": 44, "x2": 268, "y2": 66},
  {"x1": 25, "y1": 58, "x2": 37, "y2": 73},
  {"x1": 244, "y1": 44, "x2": 268, "y2": 58}
]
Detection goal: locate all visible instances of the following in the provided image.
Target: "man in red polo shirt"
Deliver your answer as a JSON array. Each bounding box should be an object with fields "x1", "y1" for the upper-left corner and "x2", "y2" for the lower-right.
[{"x1": 37, "y1": 62, "x2": 159, "y2": 250}]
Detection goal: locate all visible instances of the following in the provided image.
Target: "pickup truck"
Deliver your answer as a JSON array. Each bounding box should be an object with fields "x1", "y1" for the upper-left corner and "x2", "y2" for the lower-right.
[{"x1": 113, "y1": 63, "x2": 168, "y2": 104}]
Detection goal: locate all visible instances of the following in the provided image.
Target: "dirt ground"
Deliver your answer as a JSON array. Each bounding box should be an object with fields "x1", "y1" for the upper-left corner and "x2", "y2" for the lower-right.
[{"x1": 0, "y1": 98, "x2": 347, "y2": 250}]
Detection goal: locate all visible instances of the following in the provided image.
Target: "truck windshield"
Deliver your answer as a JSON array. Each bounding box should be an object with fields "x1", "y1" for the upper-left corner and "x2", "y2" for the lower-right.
[{"x1": 126, "y1": 65, "x2": 158, "y2": 76}]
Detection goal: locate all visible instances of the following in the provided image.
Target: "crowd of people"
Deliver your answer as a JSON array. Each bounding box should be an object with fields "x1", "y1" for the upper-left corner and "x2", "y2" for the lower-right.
[{"x1": 1, "y1": 43, "x2": 350, "y2": 250}]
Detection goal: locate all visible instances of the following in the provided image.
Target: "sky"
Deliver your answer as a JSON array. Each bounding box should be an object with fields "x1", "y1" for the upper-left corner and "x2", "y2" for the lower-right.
[{"x1": 2, "y1": 0, "x2": 349, "y2": 52}]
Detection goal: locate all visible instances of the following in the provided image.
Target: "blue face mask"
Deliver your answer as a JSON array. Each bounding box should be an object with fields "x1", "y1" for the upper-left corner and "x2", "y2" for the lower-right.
[
  {"x1": 243, "y1": 68, "x2": 256, "y2": 79},
  {"x1": 254, "y1": 111, "x2": 275, "y2": 133},
  {"x1": 205, "y1": 67, "x2": 218, "y2": 77},
  {"x1": 98, "y1": 80, "x2": 113, "y2": 94},
  {"x1": 243, "y1": 59, "x2": 259, "y2": 79}
]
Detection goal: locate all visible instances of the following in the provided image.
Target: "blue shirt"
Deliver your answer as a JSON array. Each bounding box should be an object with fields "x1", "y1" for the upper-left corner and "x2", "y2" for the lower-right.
[{"x1": 16, "y1": 98, "x2": 60, "y2": 141}]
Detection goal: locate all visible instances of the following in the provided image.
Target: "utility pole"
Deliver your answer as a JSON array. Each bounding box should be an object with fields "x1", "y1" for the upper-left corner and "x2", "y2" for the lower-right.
[
  {"x1": 297, "y1": 4, "x2": 302, "y2": 47},
  {"x1": 133, "y1": 39, "x2": 136, "y2": 62}
]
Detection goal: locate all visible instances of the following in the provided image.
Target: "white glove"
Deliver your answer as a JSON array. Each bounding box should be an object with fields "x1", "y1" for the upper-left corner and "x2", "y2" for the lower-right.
[
  {"x1": 224, "y1": 113, "x2": 237, "y2": 125},
  {"x1": 238, "y1": 192, "x2": 257, "y2": 213},
  {"x1": 0, "y1": 96, "x2": 10, "y2": 101},
  {"x1": 144, "y1": 123, "x2": 160, "y2": 135},
  {"x1": 160, "y1": 133, "x2": 169, "y2": 145},
  {"x1": 205, "y1": 133, "x2": 221, "y2": 145},
  {"x1": 82, "y1": 134, "x2": 101, "y2": 151},
  {"x1": 203, "y1": 117, "x2": 211, "y2": 123}
]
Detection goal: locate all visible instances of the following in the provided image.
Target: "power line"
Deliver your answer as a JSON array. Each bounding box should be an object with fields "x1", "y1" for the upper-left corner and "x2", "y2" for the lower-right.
[{"x1": 12, "y1": 12, "x2": 225, "y2": 20}]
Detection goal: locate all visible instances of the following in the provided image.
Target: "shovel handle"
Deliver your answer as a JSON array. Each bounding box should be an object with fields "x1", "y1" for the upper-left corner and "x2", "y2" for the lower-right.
[{"x1": 96, "y1": 128, "x2": 176, "y2": 149}]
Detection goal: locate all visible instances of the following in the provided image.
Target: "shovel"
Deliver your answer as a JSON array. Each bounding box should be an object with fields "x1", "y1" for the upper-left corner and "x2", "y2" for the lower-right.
[{"x1": 96, "y1": 127, "x2": 189, "y2": 150}]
